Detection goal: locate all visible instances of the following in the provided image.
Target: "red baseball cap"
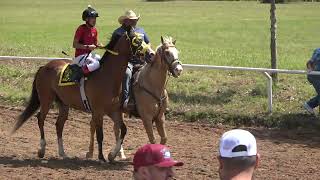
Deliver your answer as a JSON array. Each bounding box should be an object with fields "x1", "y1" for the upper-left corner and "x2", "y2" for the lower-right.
[{"x1": 133, "y1": 144, "x2": 184, "y2": 171}]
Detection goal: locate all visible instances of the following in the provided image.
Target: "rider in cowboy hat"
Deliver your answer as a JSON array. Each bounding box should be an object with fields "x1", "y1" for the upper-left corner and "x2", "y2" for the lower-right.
[
  {"x1": 70, "y1": 5, "x2": 104, "y2": 82},
  {"x1": 108, "y1": 10, "x2": 152, "y2": 109}
]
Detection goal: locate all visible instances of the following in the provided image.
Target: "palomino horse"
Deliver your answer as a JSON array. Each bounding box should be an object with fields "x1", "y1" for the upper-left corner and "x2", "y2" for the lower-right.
[
  {"x1": 87, "y1": 36, "x2": 183, "y2": 157},
  {"x1": 11, "y1": 27, "x2": 149, "y2": 162}
]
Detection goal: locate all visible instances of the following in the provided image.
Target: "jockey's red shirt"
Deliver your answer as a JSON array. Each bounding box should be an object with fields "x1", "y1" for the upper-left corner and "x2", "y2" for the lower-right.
[{"x1": 74, "y1": 24, "x2": 98, "y2": 57}]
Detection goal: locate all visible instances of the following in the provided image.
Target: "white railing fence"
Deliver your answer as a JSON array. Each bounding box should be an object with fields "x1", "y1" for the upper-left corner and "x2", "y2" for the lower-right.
[
  {"x1": 184, "y1": 64, "x2": 320, "y2": 113},
  {"x1": 2, "y1": 56, "x2": 320, "y2": 113}
]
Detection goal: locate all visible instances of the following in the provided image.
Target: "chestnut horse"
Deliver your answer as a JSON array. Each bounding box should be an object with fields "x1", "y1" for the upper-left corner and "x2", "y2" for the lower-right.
[
  {"x1": 87, "y1": 36, "x2": 183, "y2": 158},
  {"x1": 11, "y1": 27, "x2": 148, "y2": 162}
]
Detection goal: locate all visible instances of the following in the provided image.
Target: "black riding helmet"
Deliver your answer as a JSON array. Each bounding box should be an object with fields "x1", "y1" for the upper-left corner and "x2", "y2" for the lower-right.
[{"x1": 82, "y1": 5, "x2": 99, "y2": 21}]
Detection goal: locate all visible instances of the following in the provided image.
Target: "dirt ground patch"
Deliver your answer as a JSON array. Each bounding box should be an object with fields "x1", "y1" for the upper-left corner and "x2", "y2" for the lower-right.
[{"x1": 0, "y1": 105, "x2": 320, "y2": 179}]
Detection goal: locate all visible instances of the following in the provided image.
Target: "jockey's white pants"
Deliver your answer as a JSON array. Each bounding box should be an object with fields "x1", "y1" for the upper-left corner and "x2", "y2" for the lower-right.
[{"x1": 73, "y1": 53, "x2": 101, "y2": 72}]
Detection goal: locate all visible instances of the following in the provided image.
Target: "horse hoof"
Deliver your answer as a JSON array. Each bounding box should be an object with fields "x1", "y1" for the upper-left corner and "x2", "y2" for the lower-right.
[
  {"x1": 98, "y1": 155, "x2": 106, "y2": 163},
  {"x1": 59, "y1": 153, "x2": 68, "y2": 159},
  {"x1": 118, "y1": 154, "x2": 127, "y2": 160},
  {"x1": 117, "y1": 152, "x2": 127, "y2": 160},
  {"x1": 38, "y1": 150, "x2": 45, "y2": 158},
  {"x1": 160, "y1": 140, "x2": 167, "y2": 145},
  {"x1": 108, "y1": 152, "x2": 116, "y2": 163},
  {"x1": 86, "y1": 152, "x2": 93, "y2": 159}
]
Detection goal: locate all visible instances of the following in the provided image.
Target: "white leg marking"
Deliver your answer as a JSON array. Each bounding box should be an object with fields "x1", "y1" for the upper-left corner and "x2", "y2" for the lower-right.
[
  {"x1": 118, "y1": 145, "x2": 126, "y2": 159},
  {"x1": 38, "y1": 138, "x2": 47, "y2": 158},
  {"x1": 58, "y1": 138, "x2": 66, "y2": 158}
]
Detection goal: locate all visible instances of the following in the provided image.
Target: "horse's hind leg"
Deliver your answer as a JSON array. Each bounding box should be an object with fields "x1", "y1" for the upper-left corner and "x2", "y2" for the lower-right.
[
  {"x1": 55, "y1": 101, "x2": 69, "y2": 158},
  {"x1": 86, "y1": 120, "x2": 95, "y2": 159},
  {"x1": 36, "y1": 97, "x2": 53, "y2": 158},
  {"x1": 155, "y1": 113, "x2": 167, "y2": 145},
  {"x1": 108, "y1": 112, "x2": 127, "y2": 162}
]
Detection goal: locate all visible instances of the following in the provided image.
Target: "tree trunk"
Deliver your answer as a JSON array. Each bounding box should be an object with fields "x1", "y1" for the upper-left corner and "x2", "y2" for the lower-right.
[{"x1": 270, "y1": 0, "x2": 278, "y2": 82}]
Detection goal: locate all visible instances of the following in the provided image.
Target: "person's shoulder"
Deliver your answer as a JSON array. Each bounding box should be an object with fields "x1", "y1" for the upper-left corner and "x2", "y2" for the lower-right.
[
  {"x1": 135, "y1": 27, "x2": 146, "y2": 33},
  {"x1": 115, "y1": 26, "x2": 125, "y2": 32},
  {"x1": 78, "y1": 24, "x2": 87, "y2": 29},
  {"x1": 113, "y1": 26, "x2": 125, "y2": 35},
  {"x1": 76, "y1": 24, "x2": 87, "y2": 31}
]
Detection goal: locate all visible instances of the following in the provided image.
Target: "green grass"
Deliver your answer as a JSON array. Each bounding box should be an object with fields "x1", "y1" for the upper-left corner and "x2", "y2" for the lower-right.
[{"x1": 1, "y1": 0, "x2": 320, "y2": 128}]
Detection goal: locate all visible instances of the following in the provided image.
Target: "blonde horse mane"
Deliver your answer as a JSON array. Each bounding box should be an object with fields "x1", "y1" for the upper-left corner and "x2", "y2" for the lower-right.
[{"x1": 156, "y1": 36, "x2": 176, "y2": 52}]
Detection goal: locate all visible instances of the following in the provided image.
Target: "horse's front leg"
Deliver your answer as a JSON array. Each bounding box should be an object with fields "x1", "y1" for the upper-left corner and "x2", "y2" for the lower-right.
[
  {"x1": 93, "y1": 113, "x2": 106, "y2": 162},
  {"x1": 155, "y1": 113, "x2": 167, "y2": 145},
  {"x1": 108, "y1": 111, "x2": 127, "y2": 162},
  {"x1": 140, "y1": 113, "x2": 156, "y2": 144},
  {"x1": 86, "y1": 120, "x2": 95, "y2": 159}
]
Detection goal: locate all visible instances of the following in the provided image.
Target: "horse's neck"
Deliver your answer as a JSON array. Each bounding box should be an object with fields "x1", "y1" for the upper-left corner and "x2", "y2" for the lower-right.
[
  {"x1": 140, "y1": 53, "x2": 168, "y2": 97},
  {"x1": 95, "y1": 40, "x2": 129, "y2": 90},
  {"x1": 100, "y1": 39, "x2": 129, "y2": 75}
]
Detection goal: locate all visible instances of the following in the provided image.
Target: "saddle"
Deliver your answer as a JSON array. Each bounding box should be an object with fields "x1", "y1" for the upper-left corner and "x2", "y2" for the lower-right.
[
  {"x1": 58, "y1": 64, "x2": 91, "y2": 112},
  {"x1": 58, "y1": 64, "x2": 78, "y2": 86}
]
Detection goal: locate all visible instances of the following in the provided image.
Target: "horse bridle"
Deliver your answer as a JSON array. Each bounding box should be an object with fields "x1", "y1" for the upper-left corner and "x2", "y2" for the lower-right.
[
  {"x1": 126, "y1": 33, "x2": 146, "y2": 59},
  {"x1": 160, "y1": 45, "x2": 182, "y2": 78}
]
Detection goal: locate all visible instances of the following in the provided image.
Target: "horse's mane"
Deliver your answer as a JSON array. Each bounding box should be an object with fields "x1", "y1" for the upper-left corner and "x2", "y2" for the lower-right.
[
  {"x1": 99, "y1": 34, "x2": 122, "y2": 64},
  {"x1": 101, "y1": 26, "x2": 134, "y2": 63},
  {"x1": 106, "y1": 34, "x2": 121, "y2": 51}
]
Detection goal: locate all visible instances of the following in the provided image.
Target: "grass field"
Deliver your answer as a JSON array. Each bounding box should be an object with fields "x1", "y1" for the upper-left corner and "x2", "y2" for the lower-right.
[{"x1": 1, "y1": 0, "x2": 320, "y2": 127}]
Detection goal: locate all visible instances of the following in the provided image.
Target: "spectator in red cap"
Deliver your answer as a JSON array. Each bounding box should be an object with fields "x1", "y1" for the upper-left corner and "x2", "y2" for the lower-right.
[
  {"x1": 218, "y1": 129, "x2": 261, "y2": 180},
  {"x1": 133, "y1": 144, "x2": 184, "y2": 180}
]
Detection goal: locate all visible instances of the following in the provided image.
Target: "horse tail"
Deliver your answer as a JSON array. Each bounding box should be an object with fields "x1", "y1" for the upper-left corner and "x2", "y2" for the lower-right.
[{"x1": 11, "y1": 67, "x2": 42, "y2": 134}]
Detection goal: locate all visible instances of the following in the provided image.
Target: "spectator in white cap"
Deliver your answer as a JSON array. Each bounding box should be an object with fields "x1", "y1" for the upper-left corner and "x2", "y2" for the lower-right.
[{"x1": 218, "y1": 129, "x2": 260, "y2": 180}]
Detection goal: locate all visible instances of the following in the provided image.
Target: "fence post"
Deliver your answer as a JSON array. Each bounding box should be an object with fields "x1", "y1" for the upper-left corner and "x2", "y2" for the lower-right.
[{"x1": 270, "y1": 0, "x2": 278, "y2": 82}]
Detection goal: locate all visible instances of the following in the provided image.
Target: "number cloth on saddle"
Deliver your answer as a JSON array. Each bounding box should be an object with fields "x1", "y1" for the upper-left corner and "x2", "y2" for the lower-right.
[{"x1": 58, "y1": 64, "x2": 79, "y2": 86}]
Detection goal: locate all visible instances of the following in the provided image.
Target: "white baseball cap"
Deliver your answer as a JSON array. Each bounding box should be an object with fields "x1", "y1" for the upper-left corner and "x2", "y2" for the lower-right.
[{"x1": 219, "y1": 129, "x2": 257, "y2": 158}]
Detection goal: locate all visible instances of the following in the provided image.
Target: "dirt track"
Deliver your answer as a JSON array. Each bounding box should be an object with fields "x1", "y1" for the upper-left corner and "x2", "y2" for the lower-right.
[{"x1": 0, "y1": 105, "x2": 320, "y2": 180}]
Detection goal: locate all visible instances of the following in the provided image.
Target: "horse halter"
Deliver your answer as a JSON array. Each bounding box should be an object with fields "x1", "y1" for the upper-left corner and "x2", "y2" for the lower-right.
[{"x1": 161, "y1": 45, "x2": 182, "y2": 78}]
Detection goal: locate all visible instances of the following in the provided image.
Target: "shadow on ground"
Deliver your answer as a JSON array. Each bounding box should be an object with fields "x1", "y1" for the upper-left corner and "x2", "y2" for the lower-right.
[{"x1": 0, "y1": 156, "x2": 131, "y2": 171}]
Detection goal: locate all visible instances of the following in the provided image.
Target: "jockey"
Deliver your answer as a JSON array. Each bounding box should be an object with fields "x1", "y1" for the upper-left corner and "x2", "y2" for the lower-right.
[
  {"x1": 110, "y1": 10, "x2": 151, "y2": 108},
  {"x1": 70, "y1": 5, "x2": 103, "y2": 82}
]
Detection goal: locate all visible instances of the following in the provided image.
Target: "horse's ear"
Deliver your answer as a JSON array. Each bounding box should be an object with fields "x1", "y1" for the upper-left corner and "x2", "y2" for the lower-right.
[
  {"x1": 161, "y1": 36, "x2": 164, "y2": 44},
  {"x1": 173, "y1": 39, "x2": 176, "y2": 45}
]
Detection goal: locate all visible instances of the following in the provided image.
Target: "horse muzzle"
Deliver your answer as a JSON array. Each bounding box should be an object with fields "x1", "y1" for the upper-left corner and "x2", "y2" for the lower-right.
[{"x1": 171, "y1": 61, "x2": 183, "y2": 78}]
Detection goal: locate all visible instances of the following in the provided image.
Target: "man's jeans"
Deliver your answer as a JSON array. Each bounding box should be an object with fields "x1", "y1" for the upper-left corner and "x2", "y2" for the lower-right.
[
  {"x1": 307, "y1": 74, "x2": 320, "y2": 108},
  {"x1": 122, "y1": 63, "x2": 134, "y2": 103}
]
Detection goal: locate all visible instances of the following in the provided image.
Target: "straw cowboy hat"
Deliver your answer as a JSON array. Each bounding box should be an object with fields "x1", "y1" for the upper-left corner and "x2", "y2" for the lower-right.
[{"x1": 118, "y1": 10, "x2": 140, "y2": 24}]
